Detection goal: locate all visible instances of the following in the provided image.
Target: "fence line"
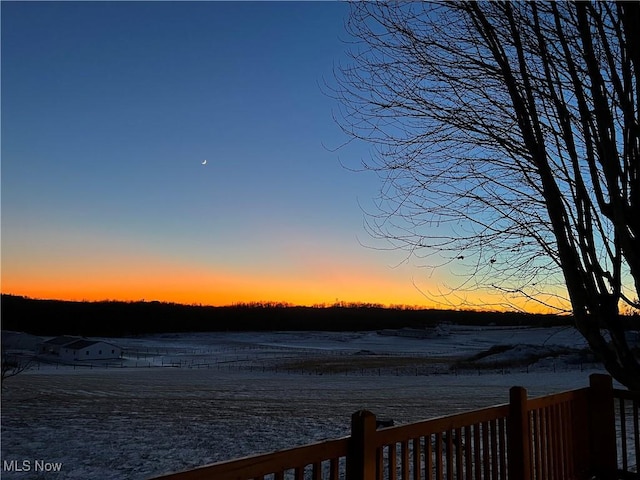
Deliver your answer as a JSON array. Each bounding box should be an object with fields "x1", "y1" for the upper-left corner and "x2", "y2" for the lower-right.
[{"x1": 30, "y1": 355, "x2": 599, "y2": 377}]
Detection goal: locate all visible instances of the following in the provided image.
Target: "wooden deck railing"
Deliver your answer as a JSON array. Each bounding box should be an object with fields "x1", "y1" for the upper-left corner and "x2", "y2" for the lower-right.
[
  {"x1": 526, "y1": 388, "x2": 590, "y2": 480},
  {"x1": 365, "y1": 404, "x2": 510, "y2": 480},
  {"x1": 152, "y1": 436, "x2": 350, "y2": 480},
  {"x1": 150, "y1": 374, "x2": 640, "y2": 480},
  {"x1": 614, "y1": 388, "x2": 640, "y2": 479}
]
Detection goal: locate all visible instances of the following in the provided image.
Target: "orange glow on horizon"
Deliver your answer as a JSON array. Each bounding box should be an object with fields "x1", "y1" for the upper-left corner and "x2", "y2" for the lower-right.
[
  {"x1": 1, "y1": 266, "x2": 442, "y2": 309},
  {"x1": 0, "y1": 284, "x2": 565, "y2": 313},
  {"x1": 1, "y1": 237, "x2": 566, "y2": 313},
  {"x1": 2, "y1": 269, "x2": 564, "y2": 313}
]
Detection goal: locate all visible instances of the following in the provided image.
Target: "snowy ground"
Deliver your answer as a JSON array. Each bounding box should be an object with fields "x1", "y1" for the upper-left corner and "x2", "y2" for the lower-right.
[{"x1": 1, "y1": 326, "x2": 606, "y2": 479}]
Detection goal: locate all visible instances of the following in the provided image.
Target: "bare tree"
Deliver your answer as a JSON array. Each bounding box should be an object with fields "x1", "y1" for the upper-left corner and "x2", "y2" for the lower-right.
[
  {"x1": 1, "y1": 352, "x2": 32, "y2": 387},
  {"x1": 334, "y1": 2, "x2": 639, "y2": 389}
]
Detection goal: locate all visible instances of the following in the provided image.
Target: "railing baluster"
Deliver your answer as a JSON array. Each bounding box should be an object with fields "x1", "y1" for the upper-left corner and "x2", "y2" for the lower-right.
[
  {"x1": 620, "y1": 397, "x2": 628, "y2": 472},
  {"x1": 329, "y1": 458, "x2": 339, "y2": 480},
  {"x1": 389, "y1": 442, "x2": 398, "y2": 480},
  {"x1": 556, "y1": 402, "x2": 563, "y2": 480},
  {"x1": 464, "y1": 425, "x2": 473, "y2": 480},
  {"x1": 473, "y1": 423, "x2": 481, "y2": 480},
  {"x1": 412, "y1": 437, "x2": 421, "y2": 480},
  {"x1": 376, "y1": 445, "x2": 384, "y2": 480},
  {"x1": 490, "y1": 420, "x2": 498, "y2": 480},
  {"x1": 311, "y1": 462, "x2": 321, "y2": 480},
  {"x1": 540, "y1": 408, "x2": 547, "y2": 480},
  {"x1": 498, "y1": 417, "x2": 506, "y2": 480},
  {"x1": 564, "y1": 400, "x2": 573, "y2": 480},
  {"x1": 554, "y1": 403, "x2": 567, "y2": 478},
  {"x1": 530, "y1": 410, "x2": 538, "y2": 480},
  {"x1": 542, "y1": 406, "x2": 550, "y2": 479},
  {"x1": 401, "y1": 440, "x2": 410, "y2": 480},
  {"x1": 634, "y1": 400, "x2": 639, "y2": 474},
  {"x1": 559, "y1": 402, "x2": 568, "y2": 480},
  {"x1": 446, "y1": 429, "x2": 454, "y2": 479},
  {"x1": 454, "y1": 427, "x2": 463, "y2": 480},
  {"x1": 550, "y1": 405, "x2": 558, "y2": 480},
  {"x1": 435, "y1": 432, "x2": 443, "y2": 480},
  {"x1": 415, "y1": 440, "x2": 421, "y2": 480},
  {"x1": 548, "y1": 405, "x2": 555, "y2": 479},
  {"x1": 426, "y1": 434, "x2": 433, "y2": 480},
  {"x1": 549, "y1": 405, "x2": 557, "y2": 479},
  {"x1": 558, "y1": 402, "x2": 568, "y2": 478},
  {"x1": 553, "y1": 404, "x2": 562, "y2": 480},
  {"x1": 528, "y1": 411, "x2": 535, "y2": 480},
  {"x1": 482, "y1": 421, "x2": 490, "y2": 480}
]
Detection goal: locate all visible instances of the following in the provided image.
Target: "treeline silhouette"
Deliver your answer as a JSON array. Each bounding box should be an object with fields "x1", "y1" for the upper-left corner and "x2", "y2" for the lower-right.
[{"x1": 1, "y1": 294, "x2": 572, "y2": 337}]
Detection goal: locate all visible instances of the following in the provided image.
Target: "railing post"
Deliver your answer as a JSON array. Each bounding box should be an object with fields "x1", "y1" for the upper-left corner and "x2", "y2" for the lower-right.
[
  {"x1": 588, "y1": 374, "x2": 617, "y2": 479},
  {"x1": 347, "y1": 410, "x2": 377, "y2": 480},
  {"x1": 508, "y1": 386, "x2": 531, "y2": 480}
]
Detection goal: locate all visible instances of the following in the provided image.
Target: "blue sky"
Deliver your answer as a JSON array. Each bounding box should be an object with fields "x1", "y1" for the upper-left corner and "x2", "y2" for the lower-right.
[{"x1": 1, "y1": 1, "x2": 459, "y2": 307}]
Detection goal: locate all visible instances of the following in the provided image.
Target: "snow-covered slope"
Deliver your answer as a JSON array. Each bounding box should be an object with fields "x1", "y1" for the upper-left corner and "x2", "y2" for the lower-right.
[{"x1": 1, "y1": 326, "x2": 604, "y2": 479}]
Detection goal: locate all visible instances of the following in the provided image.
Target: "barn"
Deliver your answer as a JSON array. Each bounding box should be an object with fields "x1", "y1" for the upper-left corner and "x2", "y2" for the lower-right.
[{"x1": 40, "y1": 336, "x2": 122, "y2": 361}]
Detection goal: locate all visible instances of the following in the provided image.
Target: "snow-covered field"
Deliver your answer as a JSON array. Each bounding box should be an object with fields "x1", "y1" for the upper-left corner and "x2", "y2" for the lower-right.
[{"x1": 1, "y1": 326, "x2": 605, "y2": 479}]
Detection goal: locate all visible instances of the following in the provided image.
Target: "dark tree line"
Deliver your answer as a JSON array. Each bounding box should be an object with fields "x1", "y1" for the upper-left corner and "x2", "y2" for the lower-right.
[{"x1": 1, "y1": 294, "x2": 571, "y2": 337}]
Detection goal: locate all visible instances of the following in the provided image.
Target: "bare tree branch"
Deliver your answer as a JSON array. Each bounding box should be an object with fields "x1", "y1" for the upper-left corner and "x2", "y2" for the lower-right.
[
  {"x1": 1, "y1": 353, "x2": 32, "y2": 388},
  {"x1": 333, "y1": 1, "x2": 640, "y2": 389}
]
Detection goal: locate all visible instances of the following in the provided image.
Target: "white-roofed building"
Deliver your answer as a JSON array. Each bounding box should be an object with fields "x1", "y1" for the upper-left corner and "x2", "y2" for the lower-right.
[{"x1": 40, "y1": 336, "x2": 122, "y2": 361}]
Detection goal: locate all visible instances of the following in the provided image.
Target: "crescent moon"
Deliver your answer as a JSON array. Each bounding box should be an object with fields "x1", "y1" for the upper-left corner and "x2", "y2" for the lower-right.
[{"x1": 202, "y1": 160, "x2": 207, "y2": 165}]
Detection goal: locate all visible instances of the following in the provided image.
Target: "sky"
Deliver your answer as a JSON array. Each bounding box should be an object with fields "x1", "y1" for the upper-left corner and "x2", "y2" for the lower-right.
[{"x1": 1, "y1": 1, "x2": 540, "y2": 310}]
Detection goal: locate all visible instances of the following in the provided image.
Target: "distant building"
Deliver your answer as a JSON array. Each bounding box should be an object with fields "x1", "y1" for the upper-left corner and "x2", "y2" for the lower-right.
[
  {"x1": 39, "y1": 335, "x2": 79, "y2": 356},
  {"x1": 40, "y1": 336, "x2": 122, "y2": 361}
]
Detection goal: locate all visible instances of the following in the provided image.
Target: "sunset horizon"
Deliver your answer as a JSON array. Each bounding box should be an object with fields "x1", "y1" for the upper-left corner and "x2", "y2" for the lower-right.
[
  {"x1": 2, "y1": 2, "x2": 567, "y2": 321},
  {"x1": 0, "y1": 285, "x2": 561, "y2": 314}
]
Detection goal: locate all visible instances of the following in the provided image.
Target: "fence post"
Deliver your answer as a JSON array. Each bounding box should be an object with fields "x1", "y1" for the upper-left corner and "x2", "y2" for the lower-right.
[
  {"x1": 347, "y1": 410, "x2": 377, "y2": 480},
  {"x1": 508, "y1": 386, "x2": 531, "y2": 480},
  {"x1": 588, "y1": 374, "x2": 617, "y2": 479}
]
